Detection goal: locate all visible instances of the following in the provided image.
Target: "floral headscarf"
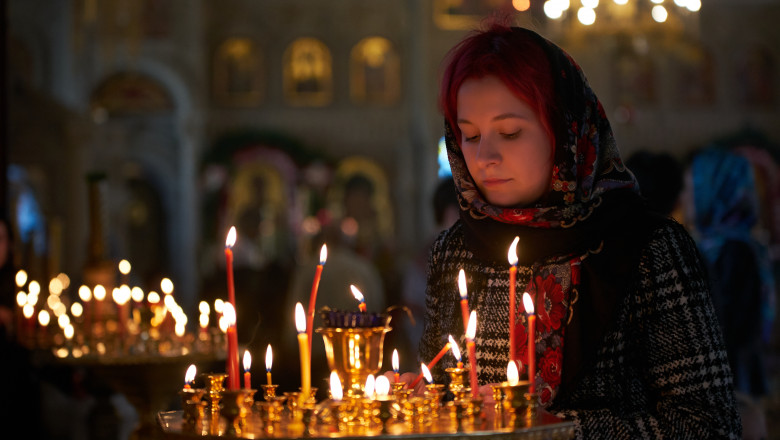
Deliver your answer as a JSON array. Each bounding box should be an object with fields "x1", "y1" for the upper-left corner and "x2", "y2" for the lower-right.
[{"x1": 445, "y1": 27, "x2": 639, "y2": 230}]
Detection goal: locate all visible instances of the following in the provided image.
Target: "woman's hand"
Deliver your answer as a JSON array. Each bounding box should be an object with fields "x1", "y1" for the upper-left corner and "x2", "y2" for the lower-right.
[{"x1": 380, "y1": 371, "x2": 426, "y2": 395}]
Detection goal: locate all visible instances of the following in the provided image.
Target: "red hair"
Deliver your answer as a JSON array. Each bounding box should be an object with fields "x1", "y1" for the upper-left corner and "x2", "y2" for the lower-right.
[{"x1": 439, "y1": 20, "x2": 556, "y2": 148}]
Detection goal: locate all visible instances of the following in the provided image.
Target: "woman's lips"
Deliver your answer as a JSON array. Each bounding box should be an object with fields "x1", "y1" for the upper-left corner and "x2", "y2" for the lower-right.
[{"x1": 481, "y1": 178, "x2": 511, "y2": 188}]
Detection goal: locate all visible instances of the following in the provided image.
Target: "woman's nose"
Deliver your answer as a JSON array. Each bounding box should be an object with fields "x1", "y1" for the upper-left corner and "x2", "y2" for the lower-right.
[{"x1": 475, "y1": 137, "x2": 501, "y2": 167}]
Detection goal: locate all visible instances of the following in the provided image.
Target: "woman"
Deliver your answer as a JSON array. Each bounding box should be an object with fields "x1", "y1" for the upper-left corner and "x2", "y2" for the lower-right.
[{"x1": 417, "y1": 21, "x2": 741, "y2": 439}]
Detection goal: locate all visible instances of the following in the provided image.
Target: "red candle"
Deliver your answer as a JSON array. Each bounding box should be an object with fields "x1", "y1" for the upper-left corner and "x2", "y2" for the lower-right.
[
  {"x1": 457, "y1": 269, "x2": 470, "y2": 331},
  {"x1": 466, "y1": 311, "x2": 479, "y2": 398},
  {"x1": 508, "y1": 237, "x2": 519, "y2": 362},
  {"x1": 350, "y1": 285, "x2": 367, "y2": 312},
  {"x1": 523, "y1": 293, "x2": 536, "y2": 394},
  {"x1": 243, "y1": 350, "x2": 252, "y2": 390},
  {"x1": 409, "y1": 339, "x2": 452, "y2": 388},
  {"x1": 306, "y1": 244, "x2": 327, "y2": 354},
  {"x1": 223, "y1": 303, "x2": 240, "y2": 390}
]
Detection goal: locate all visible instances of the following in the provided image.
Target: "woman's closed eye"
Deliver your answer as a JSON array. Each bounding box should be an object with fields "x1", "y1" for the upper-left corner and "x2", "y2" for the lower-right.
[
  {"x1": 463, "y1": 134, "x2": 480, "y2": 143},
  {"x1": 502, "y1": 130, "x2": 521, "y2": 140}
]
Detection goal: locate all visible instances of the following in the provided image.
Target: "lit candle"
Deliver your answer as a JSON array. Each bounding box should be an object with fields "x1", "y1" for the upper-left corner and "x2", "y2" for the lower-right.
[
  {"x1": 508, "y1": 236, "x2": 519, "y2": 362},
  {"x1": 350, "y1": 284, "x2": 366, "y2": 312},
  {"x1": 93, "y1": 284, "x2": 106, "y2": 323},
  {"x1": 421, "y1": 363, "x2": 433, "y2": 385},
  {"x1": 113, "y1": 285, "x2": 131, "y2": 344},
  {"x1": 409, "y1": 337, "x2": 452, "y2": 388},
  {"x1": 307, "y1": 244, "x2": 327, "y2": 354},
  {"x1": 225, "y1": 227, "x2": 237, "y2": 306},
  {"x1": 265, "y1": 344, "x2": 273, "y2": 385},
  {"x1": 465, "y1": 311, "x2": 479, "y2": 398},
  {"x1": 522, "y1": 292, "x2": 536, "y2": 394},
  {"x1": 450, "y1": 335, "x2": 463, "y2": 369},
  {"x1": 118, "y1": 259, "x2": 131, "y2": 287},
  {"x1": 507, "y1": 360, "x2": 519, "y2": 386},
  {"x1": 15, "y1": 291, "x2": 26, "y2": 342},
  {"x1": 375, "y1": 375, "x2": 390, "y2": 400},
  {"x1": 37, "y1": 309, "x2": 50, "y2": 346},
  {"x1": 457, "y1": 269, "x2": 470, "y2": 333},
  {"x1": 392, "y1": 349, "x2": 400, "y2": 383},
  {"x1": 330, "y1": 370, "x2": 343, "y2": 402},
  {"x1": 223, "y1": 302, "x2": 240, "y2": 390},
  {"x1": 295, "y1": 302, "x2": 311, "y2": 405},
  {"x1": 364, "y1": 374, "x2": 376, "y2": 399},
  {"x1": 184, "y1": 364, "x2": 196, "y2": 390},
  {"x1": 243, "y1": 350, "x2": 252, "y2": 390},
  {"x1": 198, "y1": 301, "x2": 210, "y2": 338}
]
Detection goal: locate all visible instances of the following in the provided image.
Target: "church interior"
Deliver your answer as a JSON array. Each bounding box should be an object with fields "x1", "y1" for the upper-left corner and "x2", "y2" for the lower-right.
[{"x1": 2, "y1": 0, "x2": 780, "y2": 439}]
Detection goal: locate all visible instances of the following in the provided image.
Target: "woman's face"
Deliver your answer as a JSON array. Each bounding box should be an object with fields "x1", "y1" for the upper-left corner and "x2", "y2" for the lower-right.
[{"x1": 456, "y1": 75, "x2": 554, "y2": 208}]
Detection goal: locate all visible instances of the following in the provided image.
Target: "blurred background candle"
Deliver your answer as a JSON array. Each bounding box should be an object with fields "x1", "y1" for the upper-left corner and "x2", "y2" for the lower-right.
[
  {"x1": 78, "y1": 285, "x2": 92, "y2": 338},
  {"x1": 295, "y1": 302, "x2": 310, "y2": 405},
  {"x1": 350, "y1": 284, "x2": 366, "y2": 312},
  {"x1": 243, "y1": 350, "x2": 252, "y2": 389},
  {"x1": 265, "y1": 344, "x2": 273, "y2": 385},
  {"x1": 307, "y1": 244, "x2": 327, "y2": 353},
  {"x1": 375, "y1": 376, "x2": 390, "y2": 400},
  {"x1": 465, "y1": 311, "x2": 478, "y2": 398},
  {"x1": 523, "y1": 292, "x2": 536, "y2": 394},
  {"x1": 458, "y1": 269, "x2": 470, "y2": 331},
  {"x1": 508, "y1": 237, "x2": 519, "y2": 362}
]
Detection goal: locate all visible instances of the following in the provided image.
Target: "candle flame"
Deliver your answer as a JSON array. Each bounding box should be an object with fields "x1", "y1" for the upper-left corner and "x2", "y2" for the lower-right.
[
  {"x1": 28, "y1": 280, "x2": 40, "y2": 296},
  {"x1": 22, "y1": 304, "x2": 34, "y2": 319},
  {"x1": 93, "y1": 284, "x2": 106, "y2": 301},
  {"x1": 392, "y1": 349, "x2": 399, "y2": 372},
  {"x1": 118, "y1": 259, "x2": 131, "y2": 275},
  {"x1": 350, "y1": 284, "x2": 365, "y2": 303},
  {"x1": 223, "y1": 302, "x2": 236, "y2": 326},
  {"x1": 243, "y1": 350, "x2": 252, "y2": 372},
  {"x1": 219, "y1": 315, "x2": 228, "y2": 333},
  {"x1": 131, "y1": 287, "x2": 144, "y2": 303},
  {"x1": 185, "y1": 364, "x2": 196, "y2": 384},
  {"x1": 225, "y1": 226, "x2": 237, "y2": 248},
  {"x1": 457, "y1": 269, "x2": 467, "y2": 300},
  {"x1": 466, "y1": 311, "x2": 477, "y2": 340},
  {"x1": 16, "y1": 291, "x2": 26, "y2": 307},
  {"x1": 375, "y1": 375, "x2": 390, "y2": 398},
  {"x1": 214, "y1": 298, "x2": 224, "y2": 313},
  {"x1": 265, "y1": 345, "x2": 273, "y2": 372},
  {"x1": 330, "y1": 371, "x2": 343, "y2": 401},
  {"x1": 15, "y1": 270, "x2": 27, "y2": 287},
  {"x1": 38, "y1": 310, "x2": 50, "y2": 326},
  {"x1": 421, "y1": 363, "x2": 433, "y2": 384},
  {"x1": 364, "y1": 374, "x2": 375, "y2": 398},
  {"x1": 160, "y1": 278, "x2": 174, "y2": 294},
  {"x1": 523, "y1": 292, "x2": 535, "y2": 314},
  {"x1": 507, "y1": 360, "x2": 519, "y2": 385},
  {"x1": 64, "y1": 324, "x2": 74, "y2": 340},
  {"x1": 199, "y1": 301, "x2": 210, "y2": 315},
  {"x1": 147, "y1": 291, "x2": 160, "y2": 304},
  {"x1": 199, "y1": 314, "x2": 209, "y2": 328},
  {"x1": 71, "y1": 302, "x2": 83, "y2": 318},
  {"x1": 294, "y1": 302, "x2": 306, "y2": 333},
  {"x1": 320, "y1": 244, "x2": 328, "y2": 265},
  {"x1": 448, "y1": 335, "x2": 461, "y2": 361},
  {"x1": 508, "y1": 236, "x2": 519, "y2": 266}
]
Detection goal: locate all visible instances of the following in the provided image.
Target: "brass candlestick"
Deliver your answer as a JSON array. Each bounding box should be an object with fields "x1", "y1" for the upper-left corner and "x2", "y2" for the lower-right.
[
  {"x1": 202, "y1": 373, "x2": 227, "y2": 435},
  {"x1": 376, "y1": 398, "x2": 394, "y2": 434},
  {"x1": 317, "y1": 325, "x2": 391, "y2": 398},
  {"x1": 424, "y1": 384, "x2": 445, "y2": 419},
  {"x1": 499, "y1": 381, "x2": 531, "y2": 428},
  {"x1": 301, "y1": 404, "x2": 317, "y2": 437},
  {"x1": 181, "y1": 399, "x2": 207, "y2": 434},
  {"x1": 491, "y1": 384, "x2": 505, "y2": 428},
  {"x1": 219, "y1": 389, "x2": 254, "y2": 437},
  {"x1": 445, "y1": 366, "x2": 469, "y2": 395},
  {"x1": 261, "y1": 384, "x2": 278, "y2": 400}
]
